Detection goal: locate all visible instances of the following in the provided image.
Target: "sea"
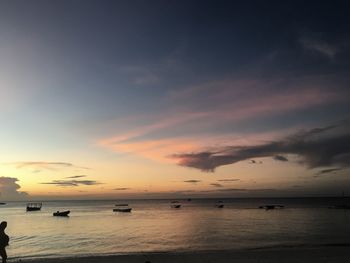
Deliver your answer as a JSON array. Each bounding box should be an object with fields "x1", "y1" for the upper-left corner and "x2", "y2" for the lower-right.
[{"x1": 1, "y1": 197, "x2": 350, "y2": 260}]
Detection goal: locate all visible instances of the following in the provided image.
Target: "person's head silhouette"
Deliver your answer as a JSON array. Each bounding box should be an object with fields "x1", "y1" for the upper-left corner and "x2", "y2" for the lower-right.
[{"x1": 0, "y1": 222, "x2": 7, "y2": 231}]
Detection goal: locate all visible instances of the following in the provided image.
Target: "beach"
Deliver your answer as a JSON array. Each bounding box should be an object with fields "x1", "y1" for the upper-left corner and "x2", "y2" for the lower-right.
[{"x1": 14, "y1": 246, "x2": 350, "y2": 263}]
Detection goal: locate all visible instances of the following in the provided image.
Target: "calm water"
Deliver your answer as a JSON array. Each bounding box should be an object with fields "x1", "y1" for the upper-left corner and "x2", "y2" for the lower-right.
[{"x1": 1, "y1": 198, "x2": 350, "y2": 259}]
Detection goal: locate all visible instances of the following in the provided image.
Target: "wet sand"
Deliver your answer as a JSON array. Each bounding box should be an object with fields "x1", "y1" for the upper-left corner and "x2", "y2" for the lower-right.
[{"x1": 12, "y1": 246, "x2": 350, "y2": 263}]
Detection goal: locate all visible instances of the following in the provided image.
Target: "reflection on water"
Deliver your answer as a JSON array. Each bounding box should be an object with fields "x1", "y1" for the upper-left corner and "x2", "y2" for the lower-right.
[{"x1": 1, "y1": 198, "x2": 350, "y2": 259}]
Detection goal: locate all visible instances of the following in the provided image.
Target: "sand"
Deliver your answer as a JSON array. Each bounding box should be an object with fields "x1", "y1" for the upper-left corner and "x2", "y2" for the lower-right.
[{"x1": 9, "y1": 246, "x2": 350, "y2": 263}]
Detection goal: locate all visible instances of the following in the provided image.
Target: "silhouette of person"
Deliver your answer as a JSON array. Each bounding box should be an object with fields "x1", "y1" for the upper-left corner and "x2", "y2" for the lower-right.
[{"x1": 0, "y1": 221, "x2": 9, "y2": 263}]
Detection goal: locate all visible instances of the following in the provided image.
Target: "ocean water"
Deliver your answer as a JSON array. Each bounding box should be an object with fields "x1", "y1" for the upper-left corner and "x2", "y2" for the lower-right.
[{"x1": 1, "y1": 198, "x2": 350, "y2": 259}]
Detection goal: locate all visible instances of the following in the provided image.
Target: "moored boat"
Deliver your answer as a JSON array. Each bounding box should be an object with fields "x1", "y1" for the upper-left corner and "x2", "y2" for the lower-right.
[
  {"x1": 215, "y1": 200, "x2": 224, "y2": 208},
  {"x1": 53, "y1": 210, "x2": 70, "y2": 217},
  {"x1": 259, "y1": 205, "x2": 285, "y2": 210},
  {"x1": 113, "y1": 204, "x2": 132, "y2": 212},
  {"x1": 26, "y1": 202, "x2": 42, "y2": 211},
  {"x1": 170, "y1": 201, "x2": 181, "y2": 208},
  {"x1": 113, "y1": 207, "x2": 132, "y2": 212}
]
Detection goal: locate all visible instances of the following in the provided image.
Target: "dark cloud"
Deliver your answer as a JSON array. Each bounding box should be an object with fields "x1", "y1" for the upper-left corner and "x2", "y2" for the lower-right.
[
  {"x1": 143, "y1": 189, "x2": 196, "y2": 196},
  {"x1": 113, "y1": 188, "x2": 130, "y2": 191},
  {"x1": 41, "y1": 179, "x2": 101, "y2": 187},
  {"x1": 274, "y1": 155, "x2": 288, "y2": 162},
  {"x1": 317, "y1": 168, "x2": 342, "y2": 175},
  {"x1": 65, "y1": 175, "x2": 87, "y2": 179},
  {"x1": 183, "y1": 180, "x2": 201, "y2": 183},
  {"x1": 7, "y1": 161, "x2": 89, "y2": 170},
  {"x1": 199, "y1": 188, "x2": 276, "y2": 193},
  {"x1": 314, "y1": 168, "x2": 343, "y2": 177},
  {"x1": 173, "y1": 123, "x2": 350, "y2": 171},
  {"x1": 210, "y1": 183, "x2": 223, "y2": 187},
  {"x1": 0, "y1": 177, "x2": 29, "y2": 200},
  {"x1": 172, "y1": 190, "x2": 196, "y2": 194},
  {"x1": 217, "y1": 179, "x2": 240, "y2": 182},
  {"x1": 249, "y1": 160, "x2": 263, "y2": 164},
  {"x1": 217, "y1": 188, "x2": 276, "y2": 192}
]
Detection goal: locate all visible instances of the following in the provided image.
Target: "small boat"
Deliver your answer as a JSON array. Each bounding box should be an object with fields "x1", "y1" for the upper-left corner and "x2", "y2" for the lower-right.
[
  {"x1": 26, "y1": 203, "x2": 42, "y2": 211},
  {"x1": 170, "y1": 201, "x2": 181, "y2": 208},
  {"x1": 0, "y1": 202, "x2": 6, "y2": 205},
  {"x1": 215, "y1": 201, "x2": 224, "y2": 208},
  {"x1": 53, "y1": 210, "x2": 70, "y2": 217},
  {"x1": 113, "y1": 207, "x2": 132, "y2": 212},
  {"x1": 113, "y1": 204, "x2": 132, "y2": 212},
  {"x1": 259, "y1": 205, "x2": 285, "y2": 210}
]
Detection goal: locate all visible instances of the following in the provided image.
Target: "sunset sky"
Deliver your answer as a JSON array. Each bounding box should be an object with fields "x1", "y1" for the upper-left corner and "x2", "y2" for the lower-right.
[{"x1": 0, "y1": 1, "x2": 349, "y2": 200}]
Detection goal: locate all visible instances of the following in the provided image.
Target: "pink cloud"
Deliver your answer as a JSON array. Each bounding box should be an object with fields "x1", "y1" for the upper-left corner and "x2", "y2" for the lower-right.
[{"x1": 96, "y1": 75, "x2": 347, "y2": 163}]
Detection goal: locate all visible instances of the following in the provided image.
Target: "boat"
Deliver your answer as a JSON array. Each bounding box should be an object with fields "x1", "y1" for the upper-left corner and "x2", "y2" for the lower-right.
[
  {"x1": 53, "y1": 210, "x2": 70, "y2": 217},
  {"x1": 26, "y1": 202, "x2": 42, "y2": 211},
  {"x1": 215, "y1": 200, "x2": 224, "y2": 208},
  {"x1": 113, "y1": 207, "x2": 132, "y2": 212},
  {"x1": 0, "y1": 202, "x2": 6, "y2": 205},
  {"x1": 259, "y1": 205, "x2": 285, "y2": 210},
  {"x1": 170, "y1": 201, "x2": 181, "y2": 208},
  {"x1": 113, "y1": 204, "x2": 132, "y2": 212}
]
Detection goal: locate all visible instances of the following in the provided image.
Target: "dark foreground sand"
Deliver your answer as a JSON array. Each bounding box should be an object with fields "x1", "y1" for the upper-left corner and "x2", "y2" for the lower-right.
[{"x1": 11, "y1": 246, "x2": 350, "y2": 263}]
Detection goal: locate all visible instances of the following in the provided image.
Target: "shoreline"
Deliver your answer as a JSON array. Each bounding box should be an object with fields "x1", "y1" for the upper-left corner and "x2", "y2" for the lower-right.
[{"x1": 10, "y1": 245, "x2": 350, "y2": 263}]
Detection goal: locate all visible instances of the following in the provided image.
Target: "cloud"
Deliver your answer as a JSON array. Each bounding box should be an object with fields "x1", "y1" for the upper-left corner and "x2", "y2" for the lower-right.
[
  {"x1": 183, "y1": 180, "x2": 201, "y2": 183},
  {"x1": 315, "y1": 168, "x2": 342, "y2": 176},
  {"x1": 41, "y1": 179, "x2": 101, "y2": 187},
  {"x1": 217, "y1": 188, "x2": 276, "y2": 192},
  {"x1": 217, "y1": 179, "x2": 240, "y2": 182},
  {"x1": 0, "y1": 177, "x2": 29, "y2": 200},
  {"x1": 97, "y1": 74, "x2": 349, "y2": 164},
  {"x1": 273, "y1": 155, "x2": 288, "y2": 162},
  {"x1": 210, "y1": 183, "x2": 223, "y2": 187},
  {"x1": 65, "y1": 175, "x2": 87, "y2": 179},
  {"x1": 317, "y1": 168, "x2": 342, "y2": 174},
  {"x1": 300, "y1": 37, "x2": 339, "y2": 59},
  {"x1": 249, "y1": 160, "x2": 263, "y2": 164},
  {"x1": 113, "y1": 188, "x2": 130, "y2": 191},
  {"x1": 7, "y1": 162, "x2": 89, "y2": 171},
  {"x1": 199, "y1": 188, "x2": 276, "y2": 193},
  {"x1": 172, "y1": 122, "x2": 350, "y2": 171}
]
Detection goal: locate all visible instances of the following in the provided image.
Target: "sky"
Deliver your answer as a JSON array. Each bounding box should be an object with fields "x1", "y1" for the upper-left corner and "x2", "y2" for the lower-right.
[{"x1": 0, "y1": 0, "x2": 349, "y2": 200}]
